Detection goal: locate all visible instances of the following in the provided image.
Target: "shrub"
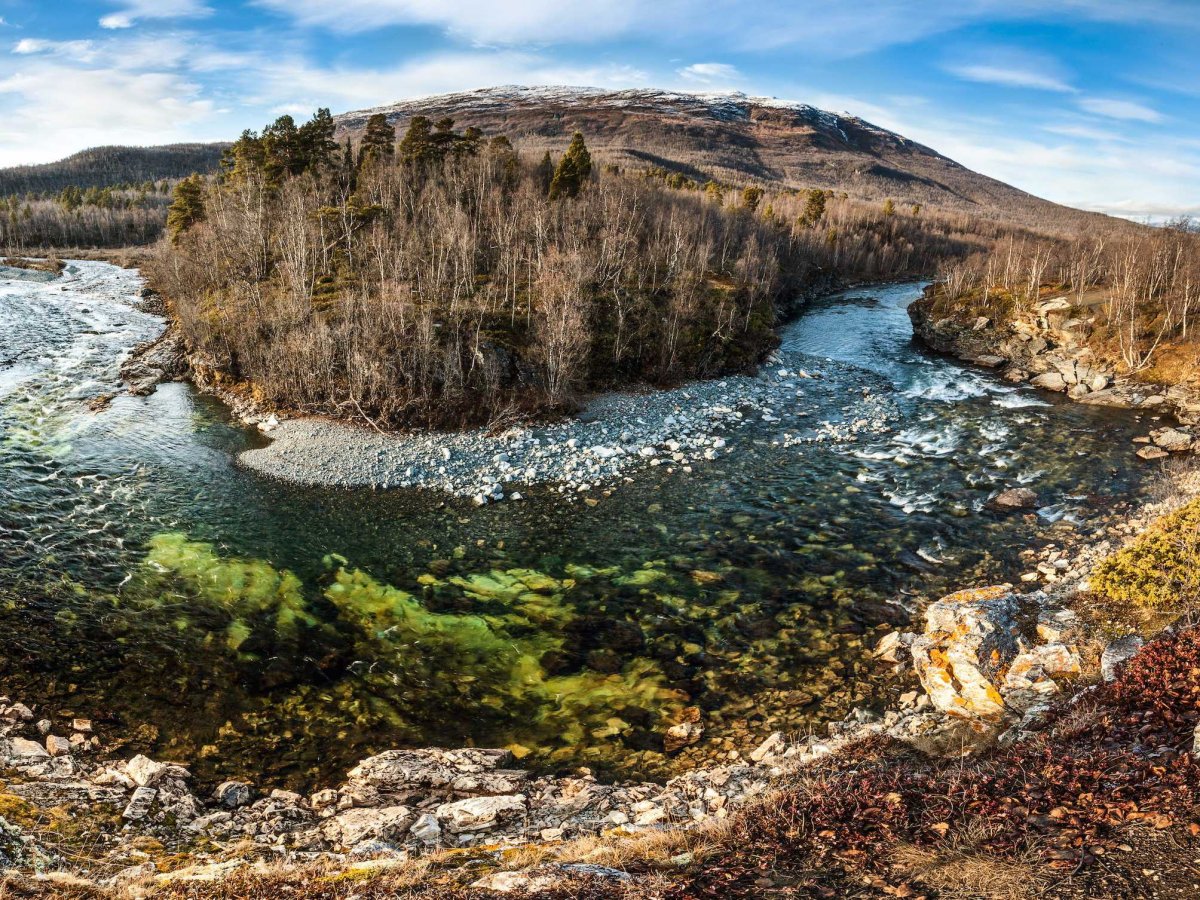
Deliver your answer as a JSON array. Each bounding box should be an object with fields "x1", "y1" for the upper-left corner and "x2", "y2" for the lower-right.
[{"x1": 1091, "y1": 497, "x2": 1200, "y2": 609}]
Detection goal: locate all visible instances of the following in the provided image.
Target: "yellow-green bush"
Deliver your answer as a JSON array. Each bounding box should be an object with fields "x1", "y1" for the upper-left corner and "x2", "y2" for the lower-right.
[{"x1": 1091, "y1": 498, "x2": 1200, "y2": 609}]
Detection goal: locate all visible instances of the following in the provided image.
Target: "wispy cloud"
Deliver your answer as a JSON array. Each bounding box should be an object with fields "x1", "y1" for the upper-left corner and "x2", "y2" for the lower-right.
[
  {"x1": 948, "y1": 63, "x2": 1074, "y2": 92},
  {"x1": 677, "y1": 62, "x2": 740, "y2": 85},
  {"x1": 254, "y1": 0, "x2": 646, "y2": 43},
  {"x1": 100, "y1": 0, "x2": 211, "y2": 30},
  {"x1": 1078, "y1": 96, "x2": 1164, "y2": 122}
]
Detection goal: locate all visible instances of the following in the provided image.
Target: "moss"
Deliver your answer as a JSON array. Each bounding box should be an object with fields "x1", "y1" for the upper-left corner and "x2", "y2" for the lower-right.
[{"x1": 1091, "y1": 498, "x2": 1200, "y2": 611}]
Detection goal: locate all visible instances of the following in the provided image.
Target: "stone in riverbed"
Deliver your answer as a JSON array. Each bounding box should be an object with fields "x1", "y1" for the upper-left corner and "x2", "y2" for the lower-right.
[
  {"x1": 1137, "y1": 446, "x2": 1169, "y2": 461},
  {"x1": 990, "y1": 488, "x2": 1039, "y2": 510},
  {"x1": 664, "y1": 721, "x2": 703, "y2": 753},
  {"x1": 1151, "y1": 427, "x2": 1193, "y2": 452}
]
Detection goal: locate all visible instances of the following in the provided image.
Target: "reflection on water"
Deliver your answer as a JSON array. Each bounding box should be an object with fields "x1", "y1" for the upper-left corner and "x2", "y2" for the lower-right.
[{"x1": 0, "y1": 268, "x2": 1156, "y2": 787}]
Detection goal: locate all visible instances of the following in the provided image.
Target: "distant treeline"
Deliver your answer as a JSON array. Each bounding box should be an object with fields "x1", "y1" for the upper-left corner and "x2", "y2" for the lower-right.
[
  {"x1": 0, "y1": 144, "x2": 226, "y2": 196},
  {"x1": 0, "y1": 143, "x2": 227, "y2": 250},
  {"x1": 145, "y1": 109, "x2": 1046, "y2": 427}
]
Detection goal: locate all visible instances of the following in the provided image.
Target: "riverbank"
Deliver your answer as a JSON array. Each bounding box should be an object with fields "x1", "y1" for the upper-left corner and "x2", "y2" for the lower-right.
[
  {"x1": 909, "y1": 288, "x2": 1200, "y2": 461},
  {"x1": 3, "y1": 459, "x2": 1198, "y2": 897},
  {"x1": 234, "y1": 353, "x2": 894, "y2": 502}
]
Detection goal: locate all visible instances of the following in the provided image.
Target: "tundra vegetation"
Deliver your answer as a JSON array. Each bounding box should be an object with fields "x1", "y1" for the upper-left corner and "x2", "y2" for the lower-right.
[{"x1": 145, "y1": 110, "x2": 1047, "y2": 428}]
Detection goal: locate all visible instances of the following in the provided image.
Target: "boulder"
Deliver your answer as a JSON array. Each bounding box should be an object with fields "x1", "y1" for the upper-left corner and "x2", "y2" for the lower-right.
[
  {"x1": 1137, "y1": 446, "x2": 1169, "y2": 461},
  {"x1": 909, "y1": 586, "x2": 1019, "y2": 722},
  {"x1": 1101, "y1": 635, "x2": 1144, "y2": 682},
  {"x1": 122, "y1": 786, "x2": 157, "y2": 821},
  {"x1": 990, "y1": 488, "x2": 1039, "y2": 510},
  {"x1": 347, "y1": 749, "x2": 527, "y2": 797},
  {"x1": 434, "y1": 794, "x2": 526, "y2": 834},
  {"x1": 664, "y1": 721, "x2": 703, "y2": 753},
  {"x1": 125, "y1": 754, "x2": 190, "y2": 787},
  {"x1": 321, "y1": 806, "x2": 414, "y2": 849},
  {"x1": 410, "y1": 812, "x2": 442, "y2": 844},
  {"x1": 213, "y1": 781, "x2": 254, "y2": 809},
  {"x1": 7, "y1": 738, "x2": 50, "y2": 760},
  {"x1": 1031, "y1": 372, "x2": 1068, "y2": 392}
]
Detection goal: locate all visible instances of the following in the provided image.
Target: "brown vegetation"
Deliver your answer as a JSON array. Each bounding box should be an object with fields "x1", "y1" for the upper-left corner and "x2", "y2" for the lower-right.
[
  {"x1": 929, "y1": 220, "x2": 1200, "y2": 379},
  {"x1": 147, "y1": 111, "x2": 1055, "y2": 428}
]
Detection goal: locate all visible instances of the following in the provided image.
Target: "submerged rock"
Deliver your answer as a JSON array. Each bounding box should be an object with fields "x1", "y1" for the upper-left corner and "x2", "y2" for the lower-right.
[{"x1": 991, "y1": 488, "x2": 1039, "y2": 510}]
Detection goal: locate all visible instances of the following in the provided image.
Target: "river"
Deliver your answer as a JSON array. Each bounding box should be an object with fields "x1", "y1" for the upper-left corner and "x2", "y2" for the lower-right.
[{"x1": 0, "y1": 261, "x2": 1156, "y2": 788}]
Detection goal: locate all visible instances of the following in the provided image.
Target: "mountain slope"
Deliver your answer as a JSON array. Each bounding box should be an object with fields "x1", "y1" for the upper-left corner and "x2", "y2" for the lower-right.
[
  {"x1": 336, "y1": 86, "x2": 1087, "y2": 228},
  {"x1": 0, "y1": 143, "x2": 228, "y2": 196}
]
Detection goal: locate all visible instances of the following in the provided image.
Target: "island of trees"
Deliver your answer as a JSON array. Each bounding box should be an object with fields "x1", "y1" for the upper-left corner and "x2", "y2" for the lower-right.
[{"x1": 147, "y1": 109, "x2": 1008, "y2": 428}]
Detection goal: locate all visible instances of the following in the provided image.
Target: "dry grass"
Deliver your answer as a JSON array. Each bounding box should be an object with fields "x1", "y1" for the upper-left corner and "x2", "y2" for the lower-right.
[{"x1": 892, "y1": 838, "x2": 1041, "y2": 900}]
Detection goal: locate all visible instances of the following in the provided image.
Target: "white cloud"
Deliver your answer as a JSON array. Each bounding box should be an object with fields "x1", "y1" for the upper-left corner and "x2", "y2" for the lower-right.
[
  {"x1": 1078, "y1": 97, "x2": 1164, "y2": 122},
  {"x1": 254, "y1": 0, "x2": 1199, "y2": 54},
  {"x1": 100, "y1": 0, "x2": 211, "y2": 29},
  {"x1": 948, "y1": 63, "x2": 1073, "y2": 92},
  {"x1": 677, "y1": 62, "x2": 741, "y2": 85},
  {"x1": 0, "y1": 62, "x2": 217, "y2": 165},
  {"x1": 13, "y1": 39, "x2": 101, "y2": 62},
  {"x1": 254, "y1": 0, "x2": 650, "y2": 43}
]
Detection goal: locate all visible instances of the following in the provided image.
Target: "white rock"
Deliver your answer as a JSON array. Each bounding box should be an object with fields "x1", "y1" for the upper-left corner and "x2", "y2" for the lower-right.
[{"x1": 434, "y1": 795, "x2": 526, "y2": 833}]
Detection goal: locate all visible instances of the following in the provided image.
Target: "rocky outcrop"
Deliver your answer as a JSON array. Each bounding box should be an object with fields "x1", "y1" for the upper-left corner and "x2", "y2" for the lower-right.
[
  {"x1": 909, "y1": 291, "x2": 1200, "y2": 453},
  {"x1": 120, "y1": 325, "x2": 187, "y2": 396},
  {"x1": 883, "y1": 585, "x2": 1083, "y2": 753}
]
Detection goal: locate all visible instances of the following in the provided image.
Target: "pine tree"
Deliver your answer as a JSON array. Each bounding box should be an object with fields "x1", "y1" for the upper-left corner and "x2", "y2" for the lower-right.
[
  {"x1": 298, "y1": 108, "x2": 339, "y2": 173},
  {"x1": 359, "y1": 113, "x2": 396, "y2": 166},
  {"x1": 535, "y1": 151, "x2": 554, "y2": 193},
  {"x1": 882, "y1": 198, "x2": 896, "y2": 217},
  {"x1": 548, "y1": 132, "x2": 592, "y2": 200},
  {"x1": 741, "y1": 186, "x2": 764, "y2": 212},
  {"x1": 167, "y1": 175, "x2": 206, "y2": 243},
  {"x1": 398, "y1": 116, "x2": 435, "y2": 165},
  {"x1": 801, "y1": 188, "x2": 826, "y2": 227}
]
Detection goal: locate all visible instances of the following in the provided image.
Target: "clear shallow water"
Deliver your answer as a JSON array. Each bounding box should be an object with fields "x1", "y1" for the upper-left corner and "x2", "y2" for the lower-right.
[{"x1": 0, "y1": 266, "x2": 1155, "y2": 787}]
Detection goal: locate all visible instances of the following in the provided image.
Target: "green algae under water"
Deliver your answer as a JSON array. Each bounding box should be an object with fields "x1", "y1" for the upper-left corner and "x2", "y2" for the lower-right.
[{"x1": 0, "y1": 268, "x2": 1162, "y2": 788}]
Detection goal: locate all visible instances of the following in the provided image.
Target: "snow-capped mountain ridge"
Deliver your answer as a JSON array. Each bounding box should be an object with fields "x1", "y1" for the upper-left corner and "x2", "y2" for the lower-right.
[{"x1": 337, "y1": 84, "x2": 1058, "y2": 218}]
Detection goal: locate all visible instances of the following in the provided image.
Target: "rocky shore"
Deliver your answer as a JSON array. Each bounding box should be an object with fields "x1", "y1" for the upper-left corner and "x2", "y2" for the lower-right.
[
  {"x1": 909, "y1": 290, "x2": 1200, "y2": 460},
  {"x1": 7, "y1": 462, "x2": 1194, "y2": 896}
]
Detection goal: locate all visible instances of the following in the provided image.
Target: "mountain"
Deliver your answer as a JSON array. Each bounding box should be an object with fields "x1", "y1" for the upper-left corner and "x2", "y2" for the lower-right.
[
  {"x1": 0, "y1": 144, "x2": 228, "y2": 196},
  {"x1": 335, "y1": 86, "x2": 1087, "y2": 228}
]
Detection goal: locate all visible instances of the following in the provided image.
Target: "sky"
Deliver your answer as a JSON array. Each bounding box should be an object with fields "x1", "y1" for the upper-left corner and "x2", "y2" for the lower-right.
[{"x1": 0, "y1": 1, "x2": 1196, "y2": 219}]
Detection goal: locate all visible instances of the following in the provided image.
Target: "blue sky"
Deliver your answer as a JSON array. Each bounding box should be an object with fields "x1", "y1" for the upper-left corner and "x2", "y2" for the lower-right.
[{"x1": 0, "y1": 0, "x2": 1196, "y2": 218}]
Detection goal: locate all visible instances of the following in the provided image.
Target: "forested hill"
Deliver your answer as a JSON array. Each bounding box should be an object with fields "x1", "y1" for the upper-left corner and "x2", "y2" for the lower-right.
[
  {"x1": 0, "y1": 144, "x2": 227, "y2": 196},
  {"x1": 334, "y1": 86, "x2": 1099, "y2": 231}
]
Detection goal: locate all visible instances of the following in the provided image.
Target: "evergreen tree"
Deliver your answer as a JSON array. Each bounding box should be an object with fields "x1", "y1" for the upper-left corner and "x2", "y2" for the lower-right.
[
  {"x1": 882, "y1": 198, "x2": 896, "y2": 217},
  {"x1": 534, "y1": 151, "x2": 554, "y2": 193},
  {"x1": 167, "y1": 175, "x2": 206, "y2": 243},
  {"x1": 398, "y1": 116, "x2": 435, "y2": 165},
  {"x1": 298, "y1": 108, "x2": 339, "y2": 173},
  {"x1": 800, "y1": 188, "x2": 826, "y2": 227},
  {"x1": 359, "y1": 113, "x2": 396, "y2": 166},
  {"x1": 548, "y1": 132, "x2": 592, "y2": 200},
  {"x1": 741, "y1": 186, "x2": 764, "y2": 212},
  {"x1": 262, "y1": 115, "x2": 302, "y2": 182}
]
